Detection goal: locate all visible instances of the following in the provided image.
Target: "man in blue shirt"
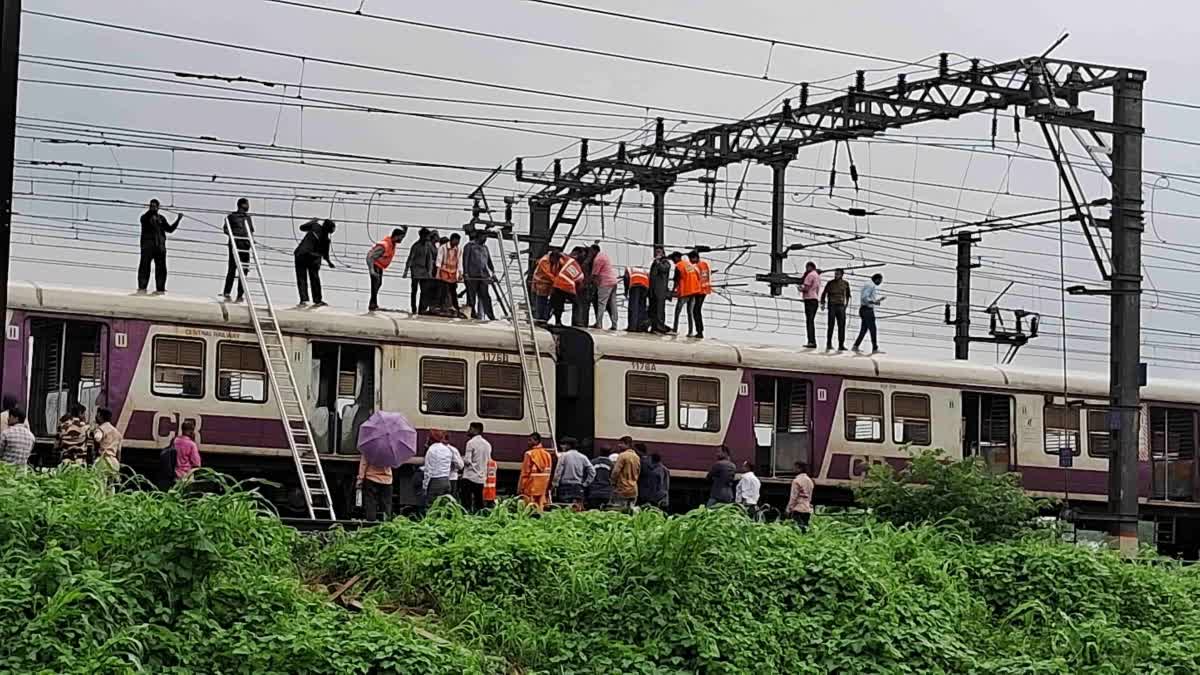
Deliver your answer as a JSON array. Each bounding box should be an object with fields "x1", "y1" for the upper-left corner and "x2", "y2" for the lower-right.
[{"x1": 852, "y1": 273, "x2": 885, "y2": 353}]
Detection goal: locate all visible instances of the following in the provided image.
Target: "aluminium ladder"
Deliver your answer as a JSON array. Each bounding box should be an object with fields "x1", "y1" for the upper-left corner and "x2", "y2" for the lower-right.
[
  {"x1": 495, "y1": 229, "x2": 556, "y2": 444},
  {"x1": 225, "y1": 225, "x2": 336, "y2": 520}
]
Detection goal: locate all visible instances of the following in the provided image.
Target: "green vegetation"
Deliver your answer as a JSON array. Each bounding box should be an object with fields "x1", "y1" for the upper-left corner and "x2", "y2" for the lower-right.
[
  {"x1": 4, "y1": 464, "x2": 1200, "y2": 674},
  {"x1": 855, "y1": 449, "x2": 1046, "y2": 541}
]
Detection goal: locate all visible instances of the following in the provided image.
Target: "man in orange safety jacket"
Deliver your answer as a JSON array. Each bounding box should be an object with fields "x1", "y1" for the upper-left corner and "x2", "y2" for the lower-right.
[
  {"x1": 670, "y1": 251, "x2": 702, "y2": 337},
  {"x1": 623, "y1": 265, "x2": 651, "y2": 332},
  {"x1": 518, "y1": 432, "x2": 553, "y2": 511},
  {"x1": 531, "y1": 249, "x2": 563, "y2": 322},
  {"x1": 690, "y1": 250, "x2": 711, "y2": 339},
  {"x1": 366, "y1": 227, "x2": 408, "y2": 312},
  {"x1": 550, "y1": 251, "x2": 584, "y2": 326}
]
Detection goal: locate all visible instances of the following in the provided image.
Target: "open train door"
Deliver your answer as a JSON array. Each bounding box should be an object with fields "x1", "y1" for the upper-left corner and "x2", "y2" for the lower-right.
[
  {"x1": 27, "y1": 317, "x2": 106, "y2": 440},
  {"x1": 961, "y1": 391, "x2": 1012, "y2": 473},
  {"x1": 753, "y1": 375, "x2": 811, "y2": 477}
]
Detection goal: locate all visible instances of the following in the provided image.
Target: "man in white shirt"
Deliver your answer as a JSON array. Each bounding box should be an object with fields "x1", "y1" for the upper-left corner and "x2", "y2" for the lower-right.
[
  {"x1": 423, "y1": 429, "x2": 463, "y2": 507},
  {"x1": 853, "y1": 273, "x2": 885, "y2": 353},
  {"x1": 735, "y1": 461, "x2": 761, "y2": 510},
  {"x1": 460, "y1": 421, "x2": 492, "y2": 512}
]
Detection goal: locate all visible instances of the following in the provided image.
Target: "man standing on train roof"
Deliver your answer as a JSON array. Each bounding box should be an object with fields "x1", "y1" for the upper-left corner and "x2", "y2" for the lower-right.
[
  {"x1": 531, "y1": 249, "x2": 563, "y2": 323},
  {"x1": 552, "y1": 436, "x2": 594, "y2": 507},
  {"x1": 221, "y1": 198, "x2": 254, "y2": 303},
  {"x1": 365, "y1": 227, "x2": 408, "y2": 312},
  {"x1": 800, "y1": 261, "x2": 822, "y2": 349},
  {"x1": 590, "y1": 242, "x2": 619, "y2": 330},
  {"x1": 609, "y1": 436, "x2": 641, "y2": 510},
  {"x1": 550, "y1": 248, "x2": 585, "y2": 327},
  {"x1": 852, "y1": 273, "x2": 885, "y2": 354},
  {"x1": 622, "y1": 264, "x2": 651, "y2": 332},
  {"x1": 462, "y1": 230, "x2": 496, "y2": 321},
  {"x1": 518, "y1": 432, "x2": 554, "y2": 511},
  {"x1": 293, "y1": 219, "x2": 336, "y2": 307},
  {"x1": 821, "y1": 268, "x2": 851, "y2": 352},
  {"x1": 407, "y1": 228, "x2": 438, "y2": 314},
  {"x1": 137, "y1": 198, "x2": 182, "y2": 295},
  {"x1": 572, "y1": 245, "x2": 594, "y2": 328},
  {"x1": 403, "y1": 227, "x2": 431, "y2": 314},
  {"x1": 648, "y1": 246, "x2": 673, "y2": 334},
  {"x1": 435, "y1": 233, "x2": 463, "y2": 316},
  {"x1": 671, "y1": 251, "x2": 701, "y2": 337},
  {"x1": 690, "y1": 250, "x2": 711, "y2": 339},
  {"x1": 705, "y1": 446, "x2": 737, "y2": 508}
]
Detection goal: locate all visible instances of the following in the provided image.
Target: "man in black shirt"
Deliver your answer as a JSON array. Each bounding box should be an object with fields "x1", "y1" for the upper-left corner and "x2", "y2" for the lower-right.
[
  {"x1": 222, "y1": 198, "x2": 254, "y2": 302},
  {"x1": 705, "y1": 446, "x2": 737, "y2": 507},
  {"x1": 403, "y1": 227, "x2": 431, "y2": 314},
  {"x1": 648, "y1": 247, "x2": 672, "y2": 334},
  {"x1": 293, "y1": 219, "x2": 336, "y2": 306},
  {"x1": 137, "y1": 199, "x2": 182, "y2": 294}
]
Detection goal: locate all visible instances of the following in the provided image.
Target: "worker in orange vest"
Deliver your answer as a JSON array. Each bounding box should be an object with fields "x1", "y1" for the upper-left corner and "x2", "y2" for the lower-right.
[
  {"x1": 366, "y1": 227, "x2": 408, "y2": 312},
  {"x1": 518, "y1": 432, "x2": 553, "y2": 511},
  {"x1": 670, "y1": 251, "x2": 702, "y2": 337},
  {"x1": 531, "y1": 249, "x2": 563, "y2": 322},
  {"x1": 435, "y1": 233, "x2": 463, "y2": 315},
  {"x1": 623, "y1": 265, "x2": 651, "y2": 332},
  {"x1": 690, "y1": 250, "x2": 711, "y2": 339},
  {"x1": 551, "y1": 252, "x2": 584, "y2": 326}
]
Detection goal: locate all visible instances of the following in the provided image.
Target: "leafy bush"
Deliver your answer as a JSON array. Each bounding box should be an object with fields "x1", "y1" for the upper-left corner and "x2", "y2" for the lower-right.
[
  {"x1": 0, "y1": 466, "x2": 493, "y2": 673},
  {"x1": 855, "y1": 448, "x2": 1044, "y2": 541},
  {"x1": 321, "y1": 501, "x2": 1200, "y2": 675}
]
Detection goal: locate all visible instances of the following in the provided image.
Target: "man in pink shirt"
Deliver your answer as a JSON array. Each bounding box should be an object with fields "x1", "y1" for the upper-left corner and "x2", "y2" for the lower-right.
[
  {"x1": 589, "y1": 243, "x2": 619, "y2": 330},
  {"x1": 173, "y1": 420, "x2": 202, "y2": 481},
  {"x1": 800, "y1": 261, "x2": 821, "y2": 348}
]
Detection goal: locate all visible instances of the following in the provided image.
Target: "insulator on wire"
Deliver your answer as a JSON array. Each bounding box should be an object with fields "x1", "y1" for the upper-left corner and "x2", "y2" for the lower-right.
[
  {"x1": 828, "y1": 166, "x2": 837, "y2": 197},
  {"x1": 1013, "y1": 111, "x2": 1021, "y2": 147},
  {"x1": 991, "y1": 111, "x2": 998, "y2": 149},
  {"x1": 849, "y1": 163, "x2": 859, "y2": 191}
]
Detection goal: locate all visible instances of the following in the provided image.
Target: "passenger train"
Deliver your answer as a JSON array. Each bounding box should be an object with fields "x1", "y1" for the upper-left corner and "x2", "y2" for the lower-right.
[{"x1": 5, "y1": 283, "x2": 1198, "y2": 554}]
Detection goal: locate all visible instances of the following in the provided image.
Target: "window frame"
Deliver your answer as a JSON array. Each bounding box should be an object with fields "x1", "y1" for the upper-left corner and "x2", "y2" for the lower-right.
[
  {"x1": 844, "y1": 388, "x2": 885, "y2": 443},
  {"x1": 419, "y1": 356, "x2": 469, "y2": 417},
  {"x1": 1086, "y1": 409, "x2": 1111, "y2": 458},
  {"x1": 626, "y1": 371, "x2": 670, "y2": 429},
  {"x1": 677, "y1": 375, "x2": 722, "y2": 433},
  {"x1": 477, "y1": 360, "x2": 524, "y2": 421},
  {"x1": 1043, "y1": 404, "x2": 1082, "y2": 457},
  {"x1": 151, "y1": 336, "x2": 206, "y2": 400},
  {"x1": 891, "y1": 392, "x2": 932, "y2": 446},
  {"x1": 215, "y1": 340, "x2": 270, "y2": 404}
]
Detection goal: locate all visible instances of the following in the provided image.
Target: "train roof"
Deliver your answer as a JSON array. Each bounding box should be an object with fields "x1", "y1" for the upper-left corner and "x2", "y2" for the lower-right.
[
  {"x1": 5, "y1": 282, "x2": 554, "y2": 354},
  {"x1": 8, "y1": 282, "x2": 1197, "y2": 405},
  {"x1": 585, "y1": 325, "x2": 1200, "y2": 404}
]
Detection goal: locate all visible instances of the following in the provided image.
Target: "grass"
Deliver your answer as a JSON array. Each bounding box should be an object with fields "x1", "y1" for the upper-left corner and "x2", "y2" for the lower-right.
[{"x1": 3, "y1": 466, "x2": 1199, "y2": 674}]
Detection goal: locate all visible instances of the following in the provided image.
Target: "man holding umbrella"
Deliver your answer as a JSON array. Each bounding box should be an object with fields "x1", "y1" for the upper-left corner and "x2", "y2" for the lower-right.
[{"x1": 355, "y1": 410, "x2": 419, "y2": 521}]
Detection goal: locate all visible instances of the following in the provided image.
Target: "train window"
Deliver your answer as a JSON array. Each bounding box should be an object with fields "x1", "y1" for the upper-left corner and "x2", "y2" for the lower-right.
[
  {"x1": 478, "y1": 362, "x2": 524, "y2": 420},
  {"x1": 217, "y1": 342, "x2": 268, "y2": 403},
  {"x1": 627, "y1": 372, "x2": 669, "y2": 428},
  {"x1": 892, "y1": 393, "x2": 931, "y2": 445},
  {"x1": 679, "y1": 376, "x2": 721, "y2": 432},
  {"x1": 845, "y1": 389, "x2": 884, "y2": 442},
  {"x1": 1043, "y1": 405, "x2": 1081, "y2": 456},
  {"x1": 152, "y1": 337, "x2": 205, "y2": 398},
  {"x1": 420, "y1": 357, "x2": 467, "y2": 416},
  {"x1": 1087, "y1": 409, "x2": 1111, "y2": 458}
]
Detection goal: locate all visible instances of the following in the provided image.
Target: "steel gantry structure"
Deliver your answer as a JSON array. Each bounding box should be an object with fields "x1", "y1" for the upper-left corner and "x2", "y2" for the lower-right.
[{"x1": 516, "y1": 52, "x2": 1146, "y2": 552}]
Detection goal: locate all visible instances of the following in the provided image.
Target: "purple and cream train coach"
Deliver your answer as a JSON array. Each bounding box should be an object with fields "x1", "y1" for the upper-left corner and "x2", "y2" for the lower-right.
[{"x1": 5, "y1": 282, "x2": 1199, "y2": 549}]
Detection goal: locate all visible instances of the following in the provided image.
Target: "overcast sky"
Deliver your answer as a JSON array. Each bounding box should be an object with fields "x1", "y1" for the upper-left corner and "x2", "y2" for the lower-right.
[{"x1": 11, "y1": 0, "x2": 1200, "y2": 375}]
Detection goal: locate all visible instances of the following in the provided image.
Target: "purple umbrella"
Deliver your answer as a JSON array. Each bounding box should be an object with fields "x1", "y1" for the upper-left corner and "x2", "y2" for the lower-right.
[{"x1": 356, "y1": 411, "x2": 417, "y2": 468}]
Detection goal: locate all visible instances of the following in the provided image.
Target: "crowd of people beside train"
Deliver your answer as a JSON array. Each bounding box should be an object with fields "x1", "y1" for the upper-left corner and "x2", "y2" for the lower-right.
[
  {"x1": 134, "y1": 197, "x2": 888, "y2": 351},
  {"x1": 356, "y1": 422, "x2": 816, "y2": 529},
  {"x1": 0, "y1": 393, "x2": 203, "y2": 489}
]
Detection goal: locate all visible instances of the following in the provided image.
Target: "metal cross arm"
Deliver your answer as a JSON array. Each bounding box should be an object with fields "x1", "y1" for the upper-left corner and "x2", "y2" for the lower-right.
[{"x1": 518, "y1": 55, "x2": 1143, "y2": 206}]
